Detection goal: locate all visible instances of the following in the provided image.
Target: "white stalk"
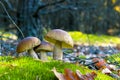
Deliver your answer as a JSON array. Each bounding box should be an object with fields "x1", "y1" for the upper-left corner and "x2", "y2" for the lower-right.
[
  {"x1": 39, "y1": 51, "x2": 48, "y2": 61},
  {"x1": 28, "y1": 49, "x2": 39, "y2": 59},
  {"x1": 53, "y1": 41, "x2": 62, "y2": 60}
]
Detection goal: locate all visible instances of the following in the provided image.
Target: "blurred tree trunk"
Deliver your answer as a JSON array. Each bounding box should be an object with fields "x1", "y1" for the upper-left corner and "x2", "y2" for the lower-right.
[
  {"x1": 17, "y1": 0, "x2": 43, "y2": 40},
  {"x1": 1, "y1": 0, "x2": 120, "y2": 36}
]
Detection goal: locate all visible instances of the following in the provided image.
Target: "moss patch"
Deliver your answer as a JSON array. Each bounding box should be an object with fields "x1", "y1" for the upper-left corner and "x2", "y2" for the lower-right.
[
  {"x1": 69, "y1": 31, "x2": 120, "y2": 46},
  {"x1": 0, "y1": 56, "x2": 114, "y2": 80}
]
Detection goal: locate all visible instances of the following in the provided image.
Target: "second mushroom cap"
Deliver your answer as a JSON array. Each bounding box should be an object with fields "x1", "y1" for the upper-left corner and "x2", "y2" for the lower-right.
[{"x1": 34, "y1": 41, "x2": 53, "y2": 52}]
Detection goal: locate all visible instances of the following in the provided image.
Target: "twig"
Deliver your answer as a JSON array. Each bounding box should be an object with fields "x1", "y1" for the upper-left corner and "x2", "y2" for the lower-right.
[{"x1": 0, "y1": 1, "x2": 24, "y2": 38}]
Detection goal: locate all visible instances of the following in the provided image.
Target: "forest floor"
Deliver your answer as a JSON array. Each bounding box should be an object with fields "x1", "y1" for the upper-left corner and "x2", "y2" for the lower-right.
[{"x1": 0, "y1": 31, "x2": 120, "y2": 79}]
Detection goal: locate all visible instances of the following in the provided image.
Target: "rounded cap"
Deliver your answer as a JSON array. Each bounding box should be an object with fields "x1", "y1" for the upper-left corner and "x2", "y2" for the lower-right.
[
  {"x1": 44, "y1": 29, "x2": 73, "y2": 48},
  {"x1": 34, "y1": 41, "x2": 53, "y2": 52},
  {"x1": 16, "y1": 37, "x2": 41, "y2": 53}
]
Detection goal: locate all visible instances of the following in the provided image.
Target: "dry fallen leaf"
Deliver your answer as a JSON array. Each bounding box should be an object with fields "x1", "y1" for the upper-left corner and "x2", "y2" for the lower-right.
[
  {"x1": 75, "y1": 70, "x2": 85, "y2": 80},
  {"x1": 64, "y1": 68, "x2": 77, "y2": 80},
  {"x1": 52, "y1": 67, "x2": 97, "y2": 80},
  {"x1": 92, "y1": 58, "x2": 111, "y2": 70},
  {"x1": 82, "y1": 72, "x2": 97, "y2": 80},
  {"x1": 51, "y1": 67, "x2": 65, "y2": 80}
]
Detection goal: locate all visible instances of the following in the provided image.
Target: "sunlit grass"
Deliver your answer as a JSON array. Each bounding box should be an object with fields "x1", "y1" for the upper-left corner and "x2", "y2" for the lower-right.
[
  {"x1": 69, "y1": 31, "x2": 120, "y2": 46},
  {"x1": 0, "y1": 56, "x2": 114, "y2": 80},
  {"x1": 1, "y1": 29, "x2": 120, "y2": 46},
  {"x1": 106, "y1": 53, "x2": 120, "y2": 63}
]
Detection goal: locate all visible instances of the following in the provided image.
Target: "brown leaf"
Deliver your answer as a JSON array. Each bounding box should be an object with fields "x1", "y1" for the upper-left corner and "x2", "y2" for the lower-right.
[
  {"x1": 52, "y1": 67, "x2": 65, "y2": 80},
  {"x1": 76, "y1": 70, "x2": 97, "y2": 80},
  {"x1": 75, "y1": 70, "x2": 84, "y2": 80},
  {"x1": 82, "y1": 72, "x2": 97, "y2": 80},
  {"x1": 52, "y1": 67, "x2": 97, "y2": 80},
  {"x1": 64, "y1": 68, "x2": 76, "y2": 80},
  {"x1": 74, "y1": 73, "x2": 81, "y2": 80},
  {"x1": 92, "y1": 58, "x2": 107, "y2": 69}
]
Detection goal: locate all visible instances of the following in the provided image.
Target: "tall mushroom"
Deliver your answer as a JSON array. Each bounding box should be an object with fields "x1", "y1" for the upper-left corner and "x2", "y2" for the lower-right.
[
  {"x1": 44, "y1": 29, "x2": 73, "y2": 60},
  {"x1": 34, "y1": 41, "x2": 53, "y2": 61},
  {"x1": 16, "y1": 37, "x2": 41, "y2": 59}
]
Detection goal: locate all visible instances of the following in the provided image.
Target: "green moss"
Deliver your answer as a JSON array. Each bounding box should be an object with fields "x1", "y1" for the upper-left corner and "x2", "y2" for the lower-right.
[
  {"x1": 106, "y1": 53, "x2": 120, "y2": 63},
  {"x1": 0, "y1": 56, "x2": 114, "y2": 80},
  {"x1": 69, "y1": 31, "x2": 120, "y2": 45}
]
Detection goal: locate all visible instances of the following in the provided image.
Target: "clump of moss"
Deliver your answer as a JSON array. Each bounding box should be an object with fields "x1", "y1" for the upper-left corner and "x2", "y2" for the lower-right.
[
  {"x1": 105, "y1": 53, "x2": 120, "y2": 64},
  {"x1": 0, "y1": 56, "x2": 114, "y2": 80},
  {"x1": 69, "y1": 31, "x2": 120, "y2": 45}
]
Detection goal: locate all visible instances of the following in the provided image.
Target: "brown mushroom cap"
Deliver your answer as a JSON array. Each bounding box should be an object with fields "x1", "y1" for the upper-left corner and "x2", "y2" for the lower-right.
[
  {"x1": 44, "y1": 29, "x2": 73, "y2": 48},
  {"x1": 34, "y1": 41, "x2": 53, "y2": 52},
  {"x1": 16, "y1": 37, "x2": 41, "y2": 53}
]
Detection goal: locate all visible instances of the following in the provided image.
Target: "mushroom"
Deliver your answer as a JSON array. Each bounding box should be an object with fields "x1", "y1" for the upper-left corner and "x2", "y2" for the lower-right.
[
  {"x1": 16, "y1": 37, "x2": 41, "y2": 59},
  {"x1": 34, "y1": 41, "x2": 53, "y2": 61},
  {"x1": 44, "y1": 29, "x2": 73, "y2": 60}
]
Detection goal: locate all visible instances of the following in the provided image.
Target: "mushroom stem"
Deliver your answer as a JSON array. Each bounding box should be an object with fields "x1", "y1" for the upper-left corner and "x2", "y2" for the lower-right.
[
  {"x1": 38, "y1": 51, "x2": 48, "y2": 61},
  {"x1": 28, "y1": 49, "x2": 39, "y2": 59},
  {"x1": 53, "y1": 41, "x2": 62, "y2": 60}
]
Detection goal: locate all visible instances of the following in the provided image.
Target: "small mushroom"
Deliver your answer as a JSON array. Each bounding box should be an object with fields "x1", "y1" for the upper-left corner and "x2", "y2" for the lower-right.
[
  {"x1": 34, "y1": 41, "x2": 53, "y2": 61},
  {"x1": 16, "y1": 37, "x2": 41, "y2": 59},
  {"x1": 44, "y1": 29, "x2": 73, "y2": 60}
]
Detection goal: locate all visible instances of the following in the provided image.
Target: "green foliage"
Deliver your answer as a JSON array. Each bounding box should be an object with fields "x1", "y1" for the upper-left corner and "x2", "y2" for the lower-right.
[
  {"x1": 69, "y1": 31, "x2": 120, "y2": 45},
  {"x1": 106, "y1": 53, "x2": 120, "y2": 64},
  {"x1": 0, "y1": 31, "x2": 17, "y2": 40},
  {"x1": 0, "y1": 56, "x2": 114, "y2": 80},
  {"x1": 78, "y1": 55, "x2": 86, "y2": 59}
]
